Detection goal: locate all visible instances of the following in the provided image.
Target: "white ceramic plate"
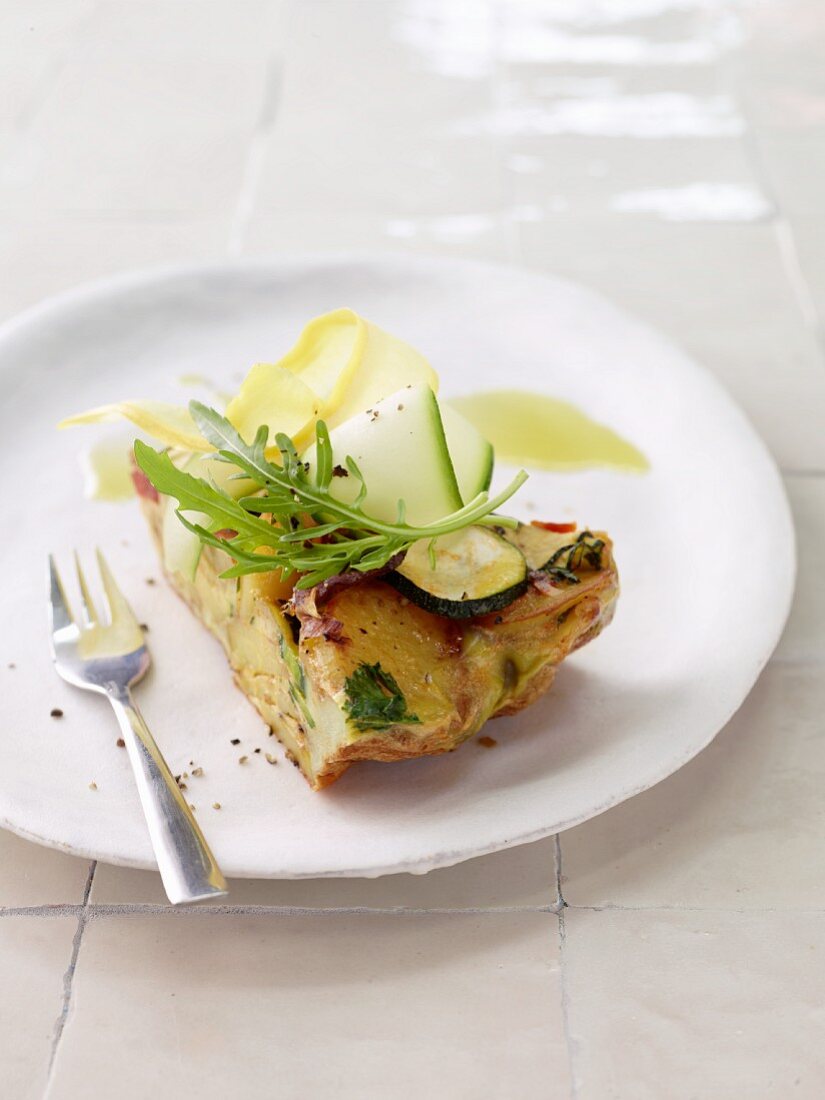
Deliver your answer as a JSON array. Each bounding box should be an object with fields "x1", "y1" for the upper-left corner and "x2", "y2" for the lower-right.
[{"x1": 0, "y1": 256, "x2": 794, "y2": 878}]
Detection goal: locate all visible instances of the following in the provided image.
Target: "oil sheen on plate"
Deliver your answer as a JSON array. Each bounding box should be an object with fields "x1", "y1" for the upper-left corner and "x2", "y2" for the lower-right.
[{"x1": 449, "y1": 390, "x2": 648, "y2": 473}]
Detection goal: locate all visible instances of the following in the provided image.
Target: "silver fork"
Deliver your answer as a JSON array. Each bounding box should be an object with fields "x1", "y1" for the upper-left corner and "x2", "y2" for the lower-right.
[{"x1": 48, "y1": 550, "x2": 228, "y2": 905}]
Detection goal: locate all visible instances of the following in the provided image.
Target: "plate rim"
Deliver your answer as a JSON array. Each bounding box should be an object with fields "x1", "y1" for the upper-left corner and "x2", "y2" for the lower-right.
[{"x1": 0, "y1": 254, "x2": 797, "y2": 878}]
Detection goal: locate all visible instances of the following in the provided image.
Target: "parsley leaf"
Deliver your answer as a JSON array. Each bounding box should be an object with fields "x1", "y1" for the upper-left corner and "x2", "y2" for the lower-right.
[
  {"x1": 543, "y1": 531, "x2": 606, "y2": 585},
  {"x1": 343, "y1": 662, "x2": 421, "y2": 731}
]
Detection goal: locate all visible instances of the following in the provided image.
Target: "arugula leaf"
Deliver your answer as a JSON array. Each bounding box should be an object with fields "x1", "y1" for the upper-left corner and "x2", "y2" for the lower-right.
[
  {"x1": 343, "y1": 662, "x2": 421, "y2": 731},
  {"x1": 134, "y1": 403, "x2": 528, "y2": 586},
  {"x1": 132, "y1": 441, "x2": 279, "y2": 547},
  {"x1": 189, "y1": 401, "x2": 279, "y2": 485}
]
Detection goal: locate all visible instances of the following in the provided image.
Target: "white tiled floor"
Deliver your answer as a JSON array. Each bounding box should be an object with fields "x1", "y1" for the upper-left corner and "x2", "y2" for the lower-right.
[
  {"x1": 2, "y1": 1, "x2": 824, "y2": 1097},
  {"x1": 0, "y1": 917, "x2": 79, "y2": 1100},
  {"x1": 563, "y1": 908, "x2": 825, "y2": 1100},
  {"x1": 47, "y1": 912, "x2": 569, "y2": 1100}
]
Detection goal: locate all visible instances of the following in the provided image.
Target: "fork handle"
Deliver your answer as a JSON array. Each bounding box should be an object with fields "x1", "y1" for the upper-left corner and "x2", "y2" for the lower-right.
[{"x1": 107, "y1": 688, "x2": 228, "y2": 904}]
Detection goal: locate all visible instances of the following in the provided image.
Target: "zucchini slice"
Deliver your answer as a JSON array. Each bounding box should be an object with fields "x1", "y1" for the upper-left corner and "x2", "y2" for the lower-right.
[
  {"x1": 439, "y1": 402, "x2": 494, "y2": 504},
  {"x1": 302, "y1": 382, "x2": 463, "y2": 526},
  {"x1": 388, "y1": 527, "x2": 528, "y2": 619}
]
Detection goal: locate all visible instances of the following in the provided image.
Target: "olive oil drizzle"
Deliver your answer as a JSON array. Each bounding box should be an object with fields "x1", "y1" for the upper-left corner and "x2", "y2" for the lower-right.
[
  {"x1": 449, "y1": 390, "x2": 648, "y2": 473},
  {"x1": 82, "y1": 437, "x2": 135, "y2": 502}
]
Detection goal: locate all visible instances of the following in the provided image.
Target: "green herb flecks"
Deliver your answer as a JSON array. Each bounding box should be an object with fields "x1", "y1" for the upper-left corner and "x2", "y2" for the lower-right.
[
  {"x1": 277, "y1": 633, "x2": 315, "y2": 729},
  {"x1": 543, "y1": 531, "x2": 606, "y2": 585},
  {"x1": 134, "y1": 402, "x2": 527, "y2": 588},
  {"x1": 343, "y1": 662, "x2": 421, "y2": 732}
]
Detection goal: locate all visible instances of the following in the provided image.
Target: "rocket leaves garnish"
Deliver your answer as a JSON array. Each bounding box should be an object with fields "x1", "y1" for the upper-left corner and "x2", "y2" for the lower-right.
[{"x1": 134, "y1": 401, "x2": 527, "y2": 589}]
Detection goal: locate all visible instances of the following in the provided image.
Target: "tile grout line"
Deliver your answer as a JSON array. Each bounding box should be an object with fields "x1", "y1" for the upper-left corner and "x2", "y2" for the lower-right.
[
  {"x1": 81, "y1": 902, "x2": 564, "y2": 918},
  {"x1": 226, "y1": 57, "x2": 282, "y2": 258},
  {"x1": 2, "y1": 898, "x2": 825, "y2": 919},
  {"x1": 44, "y1": 860, "x2": 96, "y2": 1091},
  {"x1": 555, "y1": 835, "x2": 580, "y2": 1100},
  {"x1": 734, "y1": 85, "x2": 824, "y2": 343},
  {"x1": 771, "y1": 217, "x2": 821, "y2": 333},
  {"x1": 562, "y1": 902, "x2": 825, "y2": 915},
  {"x1": 491, "y1": 0, "x2": 520, "y2": 267},
  {"x1": 553, "y1": 834, "x2": 563, "y2": 912},
  {"x1": 0, "y1": 905, "x2": 85, "y2": 918},
  {"x1": 14, "y1": 0, "x2": 104, "y2": 136}
]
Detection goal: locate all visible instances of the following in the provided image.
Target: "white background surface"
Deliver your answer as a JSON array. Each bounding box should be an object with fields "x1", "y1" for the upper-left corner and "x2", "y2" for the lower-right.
[{"x1": 1, "y1": 2, "x2": 824, "y2": 1097}]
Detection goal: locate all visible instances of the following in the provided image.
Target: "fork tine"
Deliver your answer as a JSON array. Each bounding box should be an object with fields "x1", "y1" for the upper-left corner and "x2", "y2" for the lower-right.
[
  {"x1": 48, "y1": 555, "x2": 75, "y2": 633},
  {"x1": 74, "y1": 551, "x2": 99, "y2": 625},
  {"x1": 96, "y1": 548, "x2": 140, "y2": 631}
]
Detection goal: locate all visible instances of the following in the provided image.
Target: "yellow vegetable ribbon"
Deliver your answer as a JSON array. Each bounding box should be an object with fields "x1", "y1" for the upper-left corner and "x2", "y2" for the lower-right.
[{"x1": 59, "y1": 308, "x2": 440, "y2": 456}]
